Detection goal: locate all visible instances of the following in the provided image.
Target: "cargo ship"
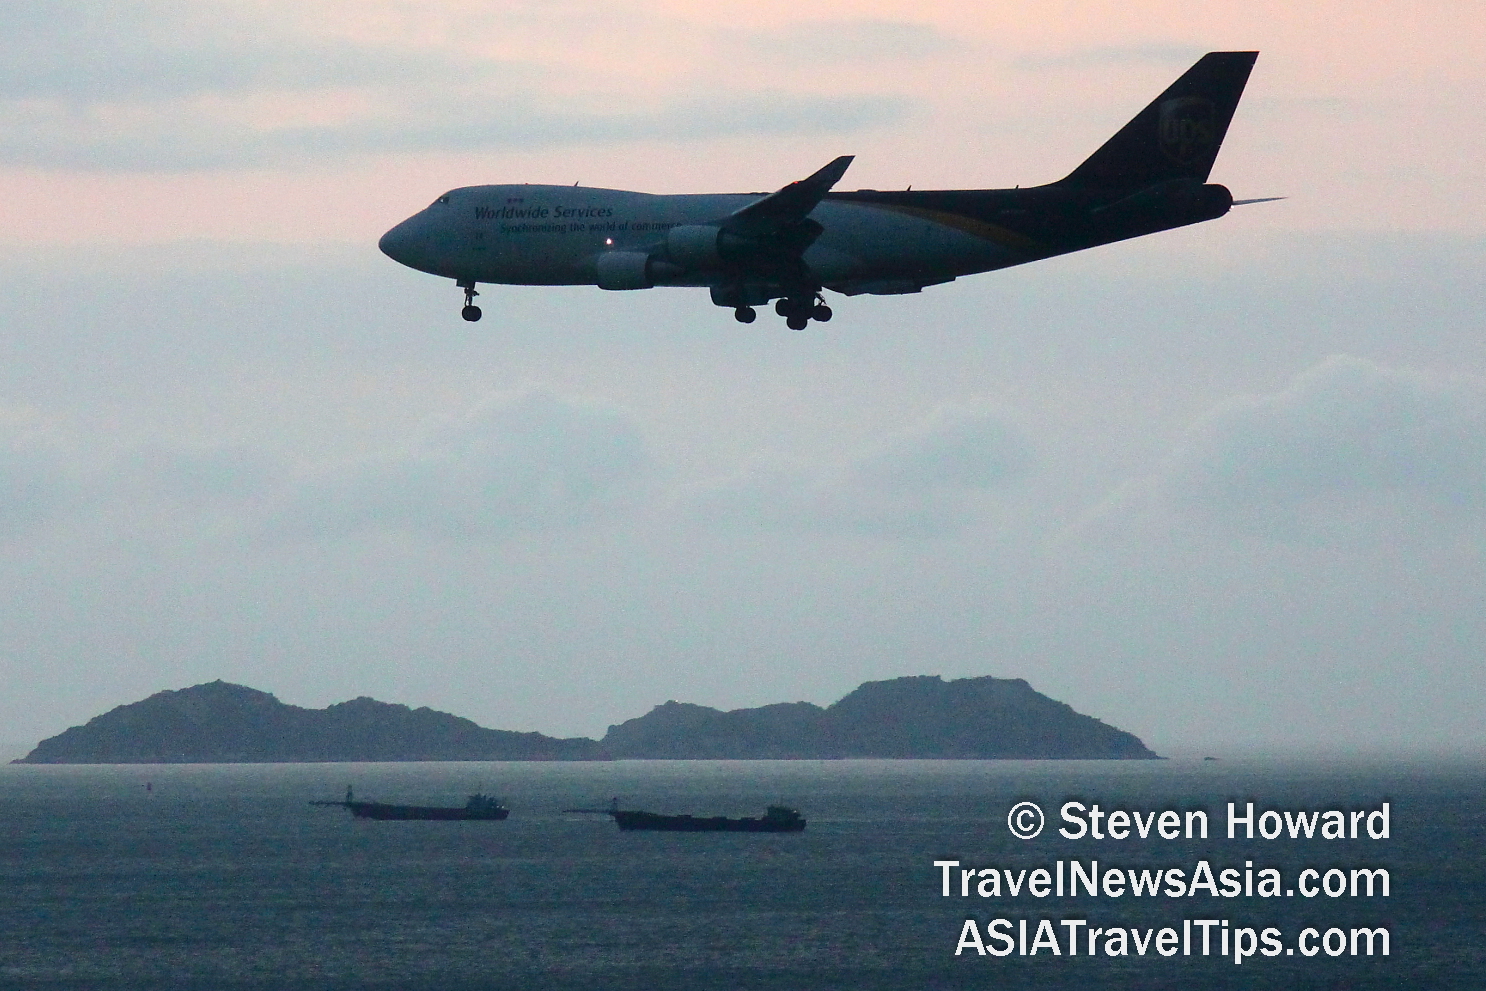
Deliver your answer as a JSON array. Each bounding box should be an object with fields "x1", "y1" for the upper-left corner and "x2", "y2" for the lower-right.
[
  {"x1": 313, "y1": 788, "x2": 509, "y2": 821},
  {"x1": 568, "y1": 800, "x2": 805, "y2": 832}
]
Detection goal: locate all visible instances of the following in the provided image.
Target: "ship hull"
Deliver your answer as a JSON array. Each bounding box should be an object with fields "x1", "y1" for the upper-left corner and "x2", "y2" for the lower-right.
[
  {"x1": 611, "y1": 810, "x2": 804, "y2": 832},
  {"x1": 344, "y1": 801, "x2": 509, "y2": 821}
]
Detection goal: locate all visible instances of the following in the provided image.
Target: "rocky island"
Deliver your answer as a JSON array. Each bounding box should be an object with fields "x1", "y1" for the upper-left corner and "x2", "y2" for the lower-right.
[
  {"x1": 15, "y1": 675, "x2": 1158, "y2": 763},
  {"x1": 14, "y1": 682, "x2": 600, "y2": 763},
  {"x1": 604, "y1": 675, "x2": 1157, "y2": 759}
]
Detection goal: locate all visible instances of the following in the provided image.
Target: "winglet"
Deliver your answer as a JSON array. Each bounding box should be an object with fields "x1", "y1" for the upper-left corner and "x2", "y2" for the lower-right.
[
  {"x1": 724, "y1": 155, "x2": 854, "y2": 235},
  {"x1": 800, "y1": 154, "x2": 855, "y2": 192}
]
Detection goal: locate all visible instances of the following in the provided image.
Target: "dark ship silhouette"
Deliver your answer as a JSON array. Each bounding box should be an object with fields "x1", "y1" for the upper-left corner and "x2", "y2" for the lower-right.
[
  {"x1": 313, "y1": 787, "x2": 509, "y2": 821},
  {"x1": 569, "y1": 800, "x2": 805, "y2": 832}
]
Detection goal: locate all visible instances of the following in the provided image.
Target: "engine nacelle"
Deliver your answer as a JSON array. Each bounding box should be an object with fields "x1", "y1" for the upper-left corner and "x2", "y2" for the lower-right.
[
  {"x1": 666, "y1": 225, "x2": 765, "y2": 271},
  {"x1": 595, "y1": 251, "x2": 656, "y2": 290},
  {"x1": 666, "y1": 225, "x2": 725, "y2": 269}
]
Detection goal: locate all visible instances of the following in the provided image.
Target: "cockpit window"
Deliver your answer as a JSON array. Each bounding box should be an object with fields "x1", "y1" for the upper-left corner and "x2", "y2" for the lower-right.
[{"x1": 434, "y1": 194, "x2": 451, "y2": 205}]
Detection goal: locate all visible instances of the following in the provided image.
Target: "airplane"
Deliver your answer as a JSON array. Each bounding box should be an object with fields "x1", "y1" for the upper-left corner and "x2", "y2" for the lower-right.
[{"x1": 379, "y1": 51, "x2": 1275, "y2": 330}]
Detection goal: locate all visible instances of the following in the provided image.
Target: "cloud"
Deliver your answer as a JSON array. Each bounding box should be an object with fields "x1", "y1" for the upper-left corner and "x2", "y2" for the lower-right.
[
  {"x1": 1010, "y1": 44, "x2": 1201, "y2": 72},
  {"x1": 0, "y1": 390, "x2": 655, "y2": 544},
  {"x1": 1092, "y1": 356, "x2": 1486, "y2": 543},
  {"x1": 0, "y1": 90, "x2": 910, "y2": 172},
  {"x1": 300, "y1": 91, "x2": 911, "y2": 158},
  {"x1": 274, "y1": 390, "x2": 656, "y2": 541},
  {"x1": 0, "y1": 2, "x2": 483, "y2": 103},
  {"x1": 101, "y1": 444, "x2": 284, "y2": 507},
  {"x1": 0, "y1": 413, "x2": 74, "y2": 535},
  {"x1": 0, "y1": 2, "x2": 913, "y2": 170},
  {"x1": 730, "y1": 20, "x2": 962, "y2": 64},
  {"x1": 688, "y1": 406, "x2": 1035, "y2": 538},
  {"x1": 849, "y1": 410, "x2": 1035, "y2": 492},
  {"x1": 0, "y1": 409, "x2": 281, "y2": 539},
  {"x1": 1, "y1": 392, "x2": 1035, "y2": 547}
]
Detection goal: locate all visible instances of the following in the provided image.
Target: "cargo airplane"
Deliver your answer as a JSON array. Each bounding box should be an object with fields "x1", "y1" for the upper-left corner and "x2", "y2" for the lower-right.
[{"x1": 379, "y1": 52, "x2": 1273, "y2": 329}]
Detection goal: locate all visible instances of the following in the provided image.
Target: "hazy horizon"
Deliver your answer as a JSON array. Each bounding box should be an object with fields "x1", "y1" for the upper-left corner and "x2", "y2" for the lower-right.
[{"x1": 10, "y1": 671, "x2": 1485, "y2": 762}]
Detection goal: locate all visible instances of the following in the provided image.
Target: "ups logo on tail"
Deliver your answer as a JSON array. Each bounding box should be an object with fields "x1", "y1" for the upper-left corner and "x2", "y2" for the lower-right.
[{"x1": 1158, "y1": 97, "x2": 1216, "y2": 165}]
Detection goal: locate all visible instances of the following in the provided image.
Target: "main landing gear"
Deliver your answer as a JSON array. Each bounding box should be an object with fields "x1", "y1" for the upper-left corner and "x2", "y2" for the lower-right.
[
  {"x1": 748, "y1": 292, "x2": 832, "y2": 331},
  {"x1": 458, "y1": 279, "x2": 481, "y2": 322},
  {"x1": 774, "y1": 294, "x2": 832, "y2": 330},
  {"x1": 716, "y1": 283, "x2": 832, "y2": 329}
]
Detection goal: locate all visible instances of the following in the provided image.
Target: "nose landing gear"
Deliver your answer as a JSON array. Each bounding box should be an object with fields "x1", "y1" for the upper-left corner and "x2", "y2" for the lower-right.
[
  {"x1": 458, "y1": 279, "x2": 482, "y2": 322},
  {"x1": 733, "y1": 306, "x2": 757, "y2": 324}
]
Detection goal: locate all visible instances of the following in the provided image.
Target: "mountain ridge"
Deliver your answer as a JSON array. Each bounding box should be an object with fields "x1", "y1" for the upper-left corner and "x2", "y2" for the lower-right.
[
  {"x1": 15, "y1": 681, "x2": 600, "y2": 763},
  {"x1": 602, "y1": 675, "x2": 1157, "y2": 759},
  {"x1": 15, "y1": 675, "x2": 1159, "y2": 763}
]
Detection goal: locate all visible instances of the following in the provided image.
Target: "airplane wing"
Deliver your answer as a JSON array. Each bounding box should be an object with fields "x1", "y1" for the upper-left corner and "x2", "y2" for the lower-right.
[
  {"x1": 721, "y1": 155, "x2": 854, "y2": 239},
  {"x1": 1232, "y1": 196, "x2": 1286, "y2": 205}
]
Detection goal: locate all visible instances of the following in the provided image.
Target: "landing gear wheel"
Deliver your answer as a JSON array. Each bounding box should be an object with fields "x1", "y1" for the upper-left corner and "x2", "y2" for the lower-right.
[
  {"x1": 776, "y1": 290, "x2": 823, "y2": 329},
  {"x1": 734, "y1": 306, "x2": 757, "y2": 324},
  {"x1": 457, "y1": 279, "x2": 481, "y2": 322}
]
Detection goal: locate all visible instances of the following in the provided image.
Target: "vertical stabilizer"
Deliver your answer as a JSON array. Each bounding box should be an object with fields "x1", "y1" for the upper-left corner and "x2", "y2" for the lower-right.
[{"x1": 1058, "y1": 52, "x2": 1257, "y2": 190}]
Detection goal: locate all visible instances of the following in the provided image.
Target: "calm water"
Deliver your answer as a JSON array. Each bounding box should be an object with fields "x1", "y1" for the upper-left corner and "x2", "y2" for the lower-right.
[{"x1": 1, "y1": 759, "x2": 1481, "y2": 989}]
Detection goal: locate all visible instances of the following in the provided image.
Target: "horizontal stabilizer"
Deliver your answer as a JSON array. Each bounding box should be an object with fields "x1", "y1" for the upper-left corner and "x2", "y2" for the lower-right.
[{"x1": 1232, "y1": 196, "x2": 1286, "y2": 205}]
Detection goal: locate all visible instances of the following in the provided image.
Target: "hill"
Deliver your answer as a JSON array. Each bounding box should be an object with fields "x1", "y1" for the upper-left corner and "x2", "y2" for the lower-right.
[
  {"x1": 14, "y1": 675, "x2": 1158, "y2": 763},
  {"x1": 601, "y1": 676, "x2": 1158, "y2": 759},
  {"x1": 15, "y1": 681, "x2": 601, "y2": 763}
]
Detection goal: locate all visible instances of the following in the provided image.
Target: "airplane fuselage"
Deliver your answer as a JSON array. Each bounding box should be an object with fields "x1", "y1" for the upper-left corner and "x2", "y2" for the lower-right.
[
  {"x1": 381, "y1": 182, "x2": 1230, "y2": 294},
  {"x1": 377, "y1": 52, "x2": 1259, "y2": 327}
]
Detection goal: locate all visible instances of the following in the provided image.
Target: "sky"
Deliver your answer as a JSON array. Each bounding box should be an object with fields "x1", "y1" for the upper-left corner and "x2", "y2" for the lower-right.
[{"x1": 1, "y1": 1, "x2": 1482, "y2": 758}]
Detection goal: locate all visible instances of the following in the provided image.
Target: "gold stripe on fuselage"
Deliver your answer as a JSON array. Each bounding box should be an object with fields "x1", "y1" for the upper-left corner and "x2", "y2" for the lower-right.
[{"x1": 861, "y1": 203, "x2": 1046, "y2": 256}]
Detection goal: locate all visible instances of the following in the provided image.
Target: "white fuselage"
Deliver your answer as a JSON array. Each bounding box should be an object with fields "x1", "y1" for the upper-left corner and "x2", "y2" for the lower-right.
[
  {"x1": 378, "y1": 185, "x2": 1025, "y2": 293},
  {"x1": 377, "y1": 54, "x2": 1258, "y2": 323}
]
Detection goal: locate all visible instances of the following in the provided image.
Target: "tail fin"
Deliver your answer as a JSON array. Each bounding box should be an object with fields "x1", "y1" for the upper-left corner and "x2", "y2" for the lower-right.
[{"x1": 1058, "y1": 51, "x2": 1257, "y2": 190}]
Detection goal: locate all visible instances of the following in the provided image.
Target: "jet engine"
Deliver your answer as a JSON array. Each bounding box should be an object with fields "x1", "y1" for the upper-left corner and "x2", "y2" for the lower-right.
[
  {"x1": 595, "y1": 251, "x2": 682, "y2": 290},
  {"x1": 665, "y1": 225, "x2": 764, "y2": 270}
]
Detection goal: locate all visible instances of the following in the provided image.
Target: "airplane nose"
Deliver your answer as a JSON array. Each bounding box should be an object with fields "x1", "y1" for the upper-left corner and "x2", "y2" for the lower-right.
[{"x1": 378, "y1": 219, "x2": 419, "y2": 266}]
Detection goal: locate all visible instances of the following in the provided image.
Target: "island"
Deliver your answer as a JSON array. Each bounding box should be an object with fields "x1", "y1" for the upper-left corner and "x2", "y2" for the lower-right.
[
  {"x1": 14, "y1": 675, "x2": 1159, "y2": 763},
  {"x1": 14, "y1": 682, "x2": 601, "y2": 763}
]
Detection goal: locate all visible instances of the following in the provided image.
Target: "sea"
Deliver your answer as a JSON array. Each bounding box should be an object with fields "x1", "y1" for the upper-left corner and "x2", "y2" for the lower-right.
[{"x1": 1, "y1": 758, "x2": 1481, "y2": 990}]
